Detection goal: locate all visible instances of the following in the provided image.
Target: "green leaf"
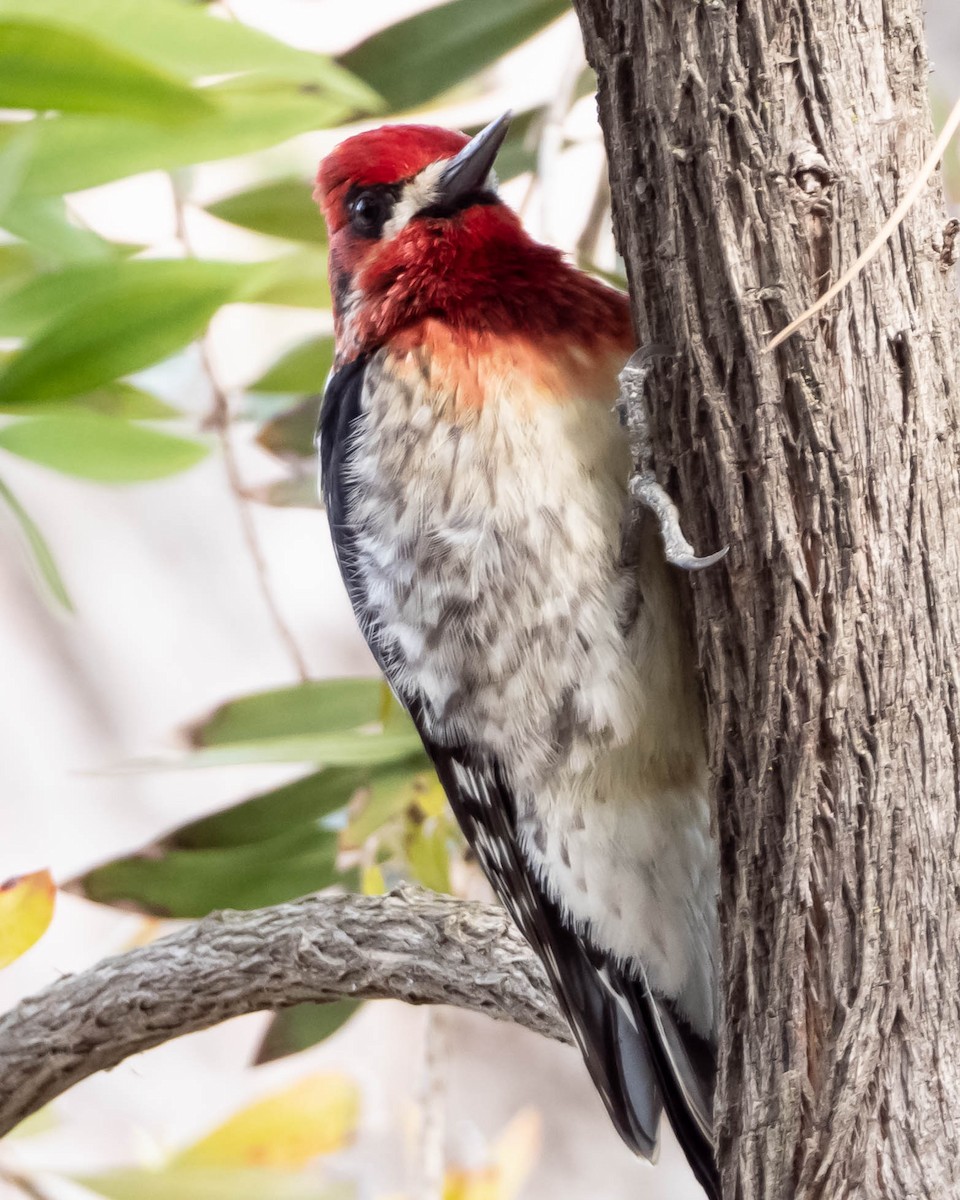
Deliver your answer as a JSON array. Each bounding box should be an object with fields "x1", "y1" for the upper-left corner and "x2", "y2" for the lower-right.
[
  {"x1": 75, "y1": 1167, "x2": 354, "y2": 1200},
  {"x1": 149, "y1": 678, "x2": 425, "y2": 770},
  {"x1": 75, "y1": 823, "x2": 342, "y2": 917},
  {"x1": 73, "y1": 382, "x2": 180, "y2": 420},
  {"x1": 0, "y1": 122, "x2": 36, "y2": 219},
  {"x1": 187, "y1": 679, "x2": 391, "y2": 748},
  {"x1": 0, "y1": 474, "x2": 72, "y2": 609},
  {"x1": 0, "y1": 260, "x2": 247, "y2": 406},
  {"x1": 240, "y1": 251, "x2": 330, "y2": 309},
  {"x1": 255, "y1": 1001, "x2": 361, "y2": 1065},
  {"x1": 153, "y1": 730, "x2": 423, "y2": 770},
  {"x1": 0, "y1": 242, "x2": 41, "y2": 298},
  {"x1": 248, "y1": 338, "x2": 333, "y2": 397},
  {"x1": 339, "y1": 0, "x2": 567, "y2": 111},
  {"x1": 340, "y1": 765, "x2": 439, "y2": 849},
  {"x1": 0, "y1": 260, "x2": 118, "y2": 338},
  {"x1": 0, "y1": 18, "x2": 212, "y2": 122},
  {"x1": 0, "y1": 413, "x2": 208, "y2": 482},
  {"x1": 0, "y1": 255, "x2": 321, "y2": 345},
  {"x1": 12, "y1": 87, "x2": 352, "y2": 197},
  {"x1": 206, "y1": 179, "x2": 326, "y2": 245},
  {"x1": 249, "y1": 336, "x2": 333, "y2": 396},
  {"x1": 256, "y1": 395, "x2": 322, "y2": 461},
  {"x1": 165, "y1": 768, "x2": 371, "y2": 850},
  {"x1": 0, "y1": 194, "x2": 119, "y2": 263},
  {"x1": 1, "y1": 381, "x2": 180, "y2": 420},
  {"x1": 0, "y1": 0, "x2": 378, "y2": 107}
]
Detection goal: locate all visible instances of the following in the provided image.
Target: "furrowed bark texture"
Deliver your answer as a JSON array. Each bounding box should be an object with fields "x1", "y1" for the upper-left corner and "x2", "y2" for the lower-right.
[
  {"x1": 0, "y1": 887, "x2": 567, "y2": 1138},
  {"x1": 572, "y1": 2, "x2": 960, "y2": 1198}
]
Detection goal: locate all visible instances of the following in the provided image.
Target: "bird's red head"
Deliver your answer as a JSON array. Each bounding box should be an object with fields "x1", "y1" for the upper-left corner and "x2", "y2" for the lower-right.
[{"x1": 314, "y1": 115, "x2": 632, "y2": 366}]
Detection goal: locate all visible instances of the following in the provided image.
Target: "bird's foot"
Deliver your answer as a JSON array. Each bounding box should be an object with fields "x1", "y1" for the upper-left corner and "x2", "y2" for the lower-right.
[{"x1": 616, "y1": 347, "x2": 728, "y2": 572}]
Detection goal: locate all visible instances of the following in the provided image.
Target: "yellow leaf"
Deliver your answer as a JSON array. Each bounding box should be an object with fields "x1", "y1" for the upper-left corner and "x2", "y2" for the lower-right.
[
  {"x1": 361, "y1": 864, "x2": 386, "y2": 895},
  {"x1": 406, "y1": 821, "x2": 452, "y2": 894},
  {"x1": 443, "y1": 1167, "x2": 499, "y2": 1200},
  {"x1": 417, "y1": 776, "x2": 447, "y2": 819},
  {"x1": 175, "y1": 1073, "x2": 360, "y2": 1168},
  {"x1": 441, "y1": 1110, "x2": 542, "y2": 1200},
  {"x1": 0, "y1": 868, "x2": 55, "y2": 968}
]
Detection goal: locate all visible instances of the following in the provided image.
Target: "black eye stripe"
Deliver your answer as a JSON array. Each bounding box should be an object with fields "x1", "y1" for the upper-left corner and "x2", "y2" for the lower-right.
[{"x1": 416, "y1": 189, "x2": 501, "y2": 221}]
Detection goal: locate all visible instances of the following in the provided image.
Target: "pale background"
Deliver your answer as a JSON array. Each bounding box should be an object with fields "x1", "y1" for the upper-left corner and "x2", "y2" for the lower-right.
[{"x1": 1, "y1": 2, "x2": 957, "y2": 1196}]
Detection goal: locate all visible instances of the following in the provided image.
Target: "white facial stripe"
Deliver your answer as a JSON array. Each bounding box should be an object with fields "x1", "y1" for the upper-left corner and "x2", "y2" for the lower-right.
[
  {"x1": 381, "y1": 159, "x2": 500, "y2": 240},
  {"x1": 382, "y1": 160, "x2": 447, "y2": 239}
]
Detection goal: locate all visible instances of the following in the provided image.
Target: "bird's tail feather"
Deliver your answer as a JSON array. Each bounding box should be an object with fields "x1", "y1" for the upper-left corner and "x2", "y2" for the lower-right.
[
  {"x1": 598, "y1": 957, "x2": 720, "y2": 1200},
  {"x1": 541, "y1": 921, "x2": 719, "y2": 1197}
]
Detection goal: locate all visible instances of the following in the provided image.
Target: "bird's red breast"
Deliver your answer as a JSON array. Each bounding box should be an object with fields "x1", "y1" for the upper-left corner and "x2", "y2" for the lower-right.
[{"x1": 382, "y1": 319, "x2": 632, "y2": 414}]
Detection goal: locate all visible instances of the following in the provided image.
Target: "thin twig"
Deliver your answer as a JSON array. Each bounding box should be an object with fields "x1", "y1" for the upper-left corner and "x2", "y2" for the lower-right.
[
  {"x1": 575, "y1": 165, "x2": 611, "y2": 267},
  {"x1": 535, "y1": 25, "x2": 588, "y2": 238},
  {"x1": 168, "y1": 176, "x2": 310, "y2": 681},
  {"x1": 200, "y1": 340, "x2": 311, "y2": 681},
  {"x1": 0, "y1": 1168, "x2": 49, "y2": 1200},
  {"x1": 415, "y1": 1008, "x2": 448, "y2": 1200},
  {"x1": 767, "y1": 92, "x2": 960, "y2": 350}
]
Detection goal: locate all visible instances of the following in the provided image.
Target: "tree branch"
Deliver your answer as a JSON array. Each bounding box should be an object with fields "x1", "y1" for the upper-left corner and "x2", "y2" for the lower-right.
[{"x1": 0, "y1": 887, "x2": 569, "y2": 1138}]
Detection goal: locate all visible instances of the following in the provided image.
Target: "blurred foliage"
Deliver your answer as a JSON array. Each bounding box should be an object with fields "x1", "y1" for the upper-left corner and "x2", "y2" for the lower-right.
[
  {"x1": 175, "y1": 1073, "x2": 360, "y2": 1166},
  {"x1": 71, "y1": 680, "x2": 446, "y2": 915},
  {"x1": 76, "y1": 1073, "x2": 359, "y2": 1199},
  {"x1": 255, "y1": 999, "x2": 361, "y2": 1065}
]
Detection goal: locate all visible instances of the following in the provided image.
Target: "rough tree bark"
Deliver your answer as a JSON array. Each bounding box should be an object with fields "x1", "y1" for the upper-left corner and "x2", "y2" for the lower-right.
[
  {"x1": 0, "y1": 888, "x2": 567, "y2": 1138},
  {"x1": 571, "y1": 2, "x2": 960, "y2": 1198}
]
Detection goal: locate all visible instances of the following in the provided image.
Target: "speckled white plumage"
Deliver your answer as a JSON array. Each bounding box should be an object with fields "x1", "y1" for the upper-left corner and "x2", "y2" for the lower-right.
[{"x1": 330, "y1": 344, "x2": 718, "y2": 1038}]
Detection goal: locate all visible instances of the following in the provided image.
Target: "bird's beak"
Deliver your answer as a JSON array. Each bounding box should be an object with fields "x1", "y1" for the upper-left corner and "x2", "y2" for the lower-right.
[{"x1": 436, "y1": 111, "x2": 512, "y2": 206}]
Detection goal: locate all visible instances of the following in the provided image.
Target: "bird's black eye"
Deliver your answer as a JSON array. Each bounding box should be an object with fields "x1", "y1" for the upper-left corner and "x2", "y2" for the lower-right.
[{"x1": 347, "y1": 188, "x2": 392, "y2": 239}]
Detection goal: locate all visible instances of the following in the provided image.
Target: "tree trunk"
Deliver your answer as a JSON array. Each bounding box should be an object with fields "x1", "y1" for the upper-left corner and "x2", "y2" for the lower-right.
[{"x1": 571, "y1": 2, "x2": 960, "y2": 1197}]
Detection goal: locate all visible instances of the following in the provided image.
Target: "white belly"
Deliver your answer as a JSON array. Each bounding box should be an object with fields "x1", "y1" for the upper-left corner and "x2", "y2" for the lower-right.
[{"x1": 341, "y1": 350, "x2": 718, "y2": 1034}]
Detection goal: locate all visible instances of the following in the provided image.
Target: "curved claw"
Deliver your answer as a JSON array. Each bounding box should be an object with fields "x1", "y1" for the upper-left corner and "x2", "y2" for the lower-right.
[
  {"x1": 629, "y1": 473, "x2": 728, "y2": 575},
  {"x1": 667, "y1": 544, "x2": 729, "y2": 572},
  {"x1": 617, "y1": 345, "x2": 727, "y2": 576},
  {"x1": 622, "y1": 344, "x2": 675, "y2": 373}
]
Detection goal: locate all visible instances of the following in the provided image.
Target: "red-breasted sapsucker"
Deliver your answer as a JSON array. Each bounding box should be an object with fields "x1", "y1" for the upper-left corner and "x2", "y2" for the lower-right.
[{"x1": 314, "y1": 114, "x2": 719, "y2": 1198}]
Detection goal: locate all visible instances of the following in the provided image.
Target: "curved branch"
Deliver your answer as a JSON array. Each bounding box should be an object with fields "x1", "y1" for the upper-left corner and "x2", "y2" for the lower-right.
[{"x1": 0, "y1": 886, "x2": 569, "y2": 1138}]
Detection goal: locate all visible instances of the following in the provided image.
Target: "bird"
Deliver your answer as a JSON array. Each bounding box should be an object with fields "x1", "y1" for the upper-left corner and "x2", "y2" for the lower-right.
[{"x1": 313, "y1": 113, "x2": 720, "y2": 1198}]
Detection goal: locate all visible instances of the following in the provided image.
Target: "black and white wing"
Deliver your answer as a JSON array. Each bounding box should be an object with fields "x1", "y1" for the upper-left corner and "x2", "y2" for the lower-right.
[{"x1": 419, "y1": 734, "x2": 719, "y2": 1200}]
